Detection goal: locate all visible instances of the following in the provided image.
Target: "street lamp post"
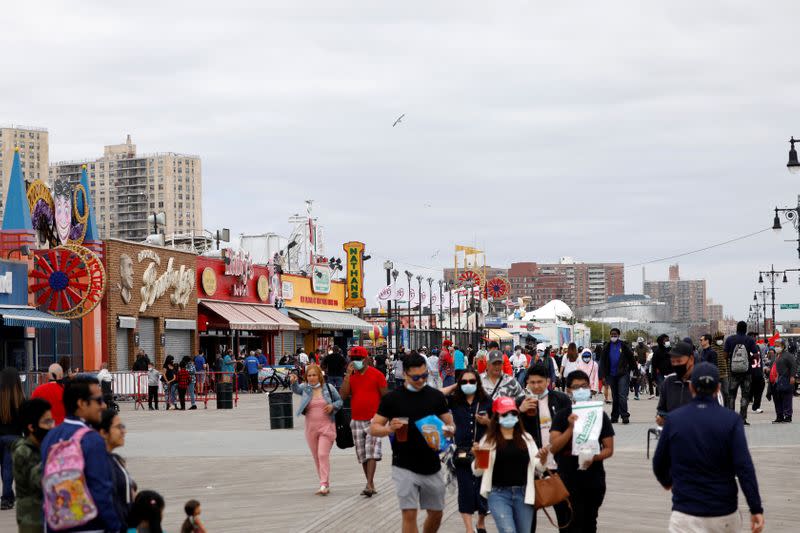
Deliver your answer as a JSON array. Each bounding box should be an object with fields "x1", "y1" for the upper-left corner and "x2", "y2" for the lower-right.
[
  {"x1": 392, "y1": 269, "x2": 399, "y2": 351},
  {"x1": 754, "y1": 288, "x2": 770, "y2": 338},
  {"x1": 787, "y1": 137, "x2": 800, "y2": 174},
  {"x1": 405, "y1": 271, "x2": 413, "y2": 343},
  {"x1": 447, "y1": 281, "x2": 454, "y2": 333},
  {"x1": 416, "y1": 275, "x2": 424, "y2": 331},
  {"x1": 427, "y1": 277, "x2": 434, "y2": 329},
  {"x1": 457, "y1": 286, "x2": 462, "y2": 330},
  {"x1": 437, "y1": 280, "x2": 444, "y2": 330},
  {"x1": 772, "y1": 196, "x2": 800, "y2": 259},
  {"x1": 384, "y1": 261, "x2": 393, "y2": 352},
  {"x1": 757, "y1": 266, "x2": 783, "y2": 334}
]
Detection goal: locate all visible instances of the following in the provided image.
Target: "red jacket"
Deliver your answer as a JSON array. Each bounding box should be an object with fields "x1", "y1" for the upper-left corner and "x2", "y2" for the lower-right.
[{"x1": 31, "y1": 381, "x2": 66, "y2": 425}]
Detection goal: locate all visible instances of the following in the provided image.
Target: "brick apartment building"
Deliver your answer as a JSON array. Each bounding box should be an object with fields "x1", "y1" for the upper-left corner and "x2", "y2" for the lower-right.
[
  {"x1": 508, "y1": 258, "x2": 624, "y2": 310},
  {"x1": 643, "y1": 264, "x2": 707, "y2": 322}
]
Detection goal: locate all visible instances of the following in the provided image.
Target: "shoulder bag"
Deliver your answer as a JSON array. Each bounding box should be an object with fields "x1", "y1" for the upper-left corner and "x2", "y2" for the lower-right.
[
  {"x1": 327, "y1": 383, "x2": 354, "y2": 449},
  {"x1": 534, "y1": 470, "x2": 572, "y2": 529}
]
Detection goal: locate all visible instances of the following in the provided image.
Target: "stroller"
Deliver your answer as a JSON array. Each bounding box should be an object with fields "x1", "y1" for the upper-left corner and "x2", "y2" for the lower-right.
[{"x1": 101, "y1": 378, "x2": 120, "y2": 413}]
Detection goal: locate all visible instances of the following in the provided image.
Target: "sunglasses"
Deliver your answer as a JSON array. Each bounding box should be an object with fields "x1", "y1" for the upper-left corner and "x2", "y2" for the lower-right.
[
  {"x1": 407, "y1": 373, "x2": 429, "y2": 382},
  {"x1": 88, "y1": 395, "x2": 106, "y2": 404},
  {"x1": 459, "y1": 379, "x2": 477, "y2": 385}
]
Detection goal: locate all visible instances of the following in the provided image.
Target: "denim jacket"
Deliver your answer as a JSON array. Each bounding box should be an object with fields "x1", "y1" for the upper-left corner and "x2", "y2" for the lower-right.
[{"x1": 291, "y1": 382, "x2": 343, "y2": 420}]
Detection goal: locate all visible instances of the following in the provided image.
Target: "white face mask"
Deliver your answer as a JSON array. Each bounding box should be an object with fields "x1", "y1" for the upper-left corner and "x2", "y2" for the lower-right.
[
  {"x1": 610, "y1": 337, "x2": 619, "y2": 343},
  {"x1": 664, "y1": 341, "x2": 671, "y2": 348},
  {"x1": 716, "y1": 340, "x2": 723, "y2": 346},
  {"x1": 776, "y1": 347, "x2": 784, "y2": 354}
]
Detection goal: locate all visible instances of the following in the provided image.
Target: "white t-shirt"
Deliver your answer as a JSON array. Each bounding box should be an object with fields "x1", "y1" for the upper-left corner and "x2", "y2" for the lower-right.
[
  {"x1": 509, "y1": 353, "x2": 527, "y2": 370},
  {"x1": 561, "y1": 357, "x2": 581, "y2": 379},
  {"x1": 298, "y1": 352, "x2": 309, "y2": 365},
  {"x1": 537, "y1": 394, "x2": 558, "y2": 470},
  {"x1": 426, "y1": 355, "x2": 440, "y2": 372}
]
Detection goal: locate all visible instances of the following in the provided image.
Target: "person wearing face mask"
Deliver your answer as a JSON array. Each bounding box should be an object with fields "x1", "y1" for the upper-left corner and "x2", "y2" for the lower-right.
[
  {"x1": 599, "y1": 327, "x2": 636, "y2": 424},
  {"x1": 747, "y1": 332, "x2": 767, "y2": 415},
  {"x1": 723, "y1": 321, "x2": 759, "y2": 425},
  {"x1": 576, "y1": 349, "x2": 599, "y2": 393},
  {"x1": 519, "y1": 364, "x2": 571, "y2": 531},
  {"x1": 447, "y1": 369, "x2": 492, "y2": 533},
  {"x1": 340, "y1": 346, "x2": 387, "y2": 497},
  {"x1": 711, "y1": 332, "x2": 730, "y2": 406},
  {"x1": 655, "y1": 341, "x2": 695, "y2": 426},
  {"x1": 770, "y1": 339, "x2": 797, "y2": 423},
  {"x1": 290, "y1": 364, "x2": 343, "y2": 494},
  {"x1": 472, "y1": 396, "x2": 543, "y2": 533},
  {"x1": 370, "y1": 352, "x2": 454, "y2": 533},
  {"x1": 321, "y1": 346, "x2": 347, "y2": 389},
  {"x1": 651, "y1": 334, "x2": 673, "y2": 393},
  {"x1": 550, "y1": 370, "x2": 615, "y2": 533},
  {"x1": 11, "y1": 398, "x2": 54, "y2": 532}
]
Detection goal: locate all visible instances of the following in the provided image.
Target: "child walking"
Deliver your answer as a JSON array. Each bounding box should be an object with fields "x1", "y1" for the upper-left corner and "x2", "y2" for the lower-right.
[{"x1": 180, "y1": 499, "x2": 207, "y2": 533}]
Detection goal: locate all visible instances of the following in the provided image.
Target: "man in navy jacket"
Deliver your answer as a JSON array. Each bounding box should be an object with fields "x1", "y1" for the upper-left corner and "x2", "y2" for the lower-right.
[
  {"x1": 41, "y1": 375, "x2": 122, "y2": 532},
  {"x1": 652, "y1": 363, "x2": 764, "y2": 532}
]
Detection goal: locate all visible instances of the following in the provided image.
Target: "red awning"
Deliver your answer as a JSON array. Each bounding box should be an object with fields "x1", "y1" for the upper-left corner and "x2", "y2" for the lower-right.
[{"x1": 200, "y1": 300, "x2": 298, "y2": 331}]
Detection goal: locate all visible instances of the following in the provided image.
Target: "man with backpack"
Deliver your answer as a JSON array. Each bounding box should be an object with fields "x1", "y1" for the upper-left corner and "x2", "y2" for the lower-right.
[
  {"x1": 40, "y1": 375, "x2": 122, "y2": 532},
  {"x1": 723, "y1": 321, "x2": 759, "y2": 425}
]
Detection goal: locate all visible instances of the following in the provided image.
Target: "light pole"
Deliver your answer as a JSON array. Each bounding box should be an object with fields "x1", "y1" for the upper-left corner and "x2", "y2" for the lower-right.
[
  {"x1": 392, "y1": 269, "x2": 399, "y2": 351},
  {"x1": 405, "y1": 270, "x2": 413, "y2": 337},
  {"x1": 787, "y1": 137, "x2": 800, "y2": 174},
  {"x1": 457, "y1": 286, "x2": 462, "y2": 330},
  {"x1": 427, "y1": 277, "x2": 434, "y2": 329},
  {"x1": 447, "y1": 280, "x2": 454, "y2": 332},
  {"x1": 772, "y1": 196, "x2": 800, "y2": 259},
  {"x1": 416, "y1": 275, "x2": 424, "y2": 331},
  {"x1": 384, "y1": 260, "x2": 393, "y2": 352},
  {"x1": 754, "y1": 289, "x2": 770, "y2": 338},
  {"x1": 438, "y1": 280, "x2": 444, "y2": 329},
  {"x1": 464, "y1": 280, "x2": 474, "y2": 335}
]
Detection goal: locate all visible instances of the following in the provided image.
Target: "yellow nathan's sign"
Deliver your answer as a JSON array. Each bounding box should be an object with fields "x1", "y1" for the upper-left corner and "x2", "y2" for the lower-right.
[{"x1": 343, "y1": 241, "x2": 366, "y2": 308}]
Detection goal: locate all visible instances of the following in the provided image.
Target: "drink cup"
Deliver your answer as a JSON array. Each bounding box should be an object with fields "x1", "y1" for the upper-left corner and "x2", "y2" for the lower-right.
[
  {"x1": 475, "y1": 447, "x2": 490, "y2": 470},
  {"x1": 395, "y1": 417, "x2": 409, "y2": 442}
]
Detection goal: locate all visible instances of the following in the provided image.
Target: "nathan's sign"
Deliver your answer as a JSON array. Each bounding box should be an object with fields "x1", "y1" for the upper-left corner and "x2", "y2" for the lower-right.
[
  {"x1": 343, "y1": 241, "x2": 366, "y2": 308},
  {"x1": 139, "y1": 253, "x2": 195, "y2": 312}
]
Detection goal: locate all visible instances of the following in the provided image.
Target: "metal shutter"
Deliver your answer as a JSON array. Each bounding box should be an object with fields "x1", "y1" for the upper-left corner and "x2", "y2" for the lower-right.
[
  {"x1": 165, "y1": 329, "x2": 191, "y2": 363},
  {"x1": 138, "y1": 318, "x2": 156, "y2": 363},
  {"x1": 115, "y1": 329, "x2": 129, "y2": 371}
]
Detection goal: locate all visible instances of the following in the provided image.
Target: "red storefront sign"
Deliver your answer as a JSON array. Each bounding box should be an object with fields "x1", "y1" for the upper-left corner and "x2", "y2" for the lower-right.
[{"x1": 196, "y1": 256, "x2": 272, "y2": 304}]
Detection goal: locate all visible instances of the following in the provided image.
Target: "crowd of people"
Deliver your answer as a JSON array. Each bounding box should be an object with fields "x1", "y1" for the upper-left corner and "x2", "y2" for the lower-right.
[{"x1": 0, "y1": 365, "x2": 208, "y2": 532}]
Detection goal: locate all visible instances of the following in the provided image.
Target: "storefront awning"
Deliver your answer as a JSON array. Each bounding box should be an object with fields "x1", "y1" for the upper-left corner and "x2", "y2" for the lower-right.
[
  {"x1": 288, "y1": 308, "x2": 373, "y2": 331},
  {"x1": 200, "y1": 300, "x2": 299, "y2": 331},
  {"x1": 0, "y1": 306, "x2": 70, "y2": 329},
  {"x1": 486, "y1": 328, "x2": 513, "y2": 342}
]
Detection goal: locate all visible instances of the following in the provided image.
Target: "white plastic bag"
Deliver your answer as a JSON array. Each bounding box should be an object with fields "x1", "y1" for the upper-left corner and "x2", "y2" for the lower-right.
[{"x1": 571, "y1": 400, "x2": 604, "y2": 461}]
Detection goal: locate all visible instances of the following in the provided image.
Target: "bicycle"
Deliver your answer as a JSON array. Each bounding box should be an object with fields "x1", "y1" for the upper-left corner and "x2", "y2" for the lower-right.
[{"x1": 260, "y1": 366, "x2": 301, "y2": 393}]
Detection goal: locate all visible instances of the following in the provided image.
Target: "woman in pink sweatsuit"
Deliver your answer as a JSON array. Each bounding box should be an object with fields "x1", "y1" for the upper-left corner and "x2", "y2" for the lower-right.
[
  {"x1": 576, "y1": 349, "x2": 600, "y2": 394},
  {"x1": 290, "y1": 364, "x2": 343, "y2": 495}
]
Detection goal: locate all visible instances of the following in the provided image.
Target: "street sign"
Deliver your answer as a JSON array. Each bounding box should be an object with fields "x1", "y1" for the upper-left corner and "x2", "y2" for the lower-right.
[{"x1": 780, "y1": 303, "x2": 799, "y2": 310}]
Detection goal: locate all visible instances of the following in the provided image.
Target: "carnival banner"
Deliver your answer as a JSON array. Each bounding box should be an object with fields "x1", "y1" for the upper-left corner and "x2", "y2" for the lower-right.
[{"x1": 343, "y1": 241, "x2": 366, "y2": 308}]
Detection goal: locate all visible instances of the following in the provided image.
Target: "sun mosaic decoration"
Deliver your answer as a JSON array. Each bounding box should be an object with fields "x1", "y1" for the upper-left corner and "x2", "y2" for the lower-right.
[{"x1": 28, "y1": 245, "x2": 107, "y2": 320}]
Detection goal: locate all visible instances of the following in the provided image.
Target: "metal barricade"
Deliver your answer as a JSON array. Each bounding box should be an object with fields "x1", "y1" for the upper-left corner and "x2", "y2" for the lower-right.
[{"x1": 19, "y1": 372, "x2": 49, "y2": 397}]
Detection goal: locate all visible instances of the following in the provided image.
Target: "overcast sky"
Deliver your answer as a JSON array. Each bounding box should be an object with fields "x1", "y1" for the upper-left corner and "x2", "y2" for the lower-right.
[{"x1": 4, "y1": 1, "x2": 800, "y2": 321}]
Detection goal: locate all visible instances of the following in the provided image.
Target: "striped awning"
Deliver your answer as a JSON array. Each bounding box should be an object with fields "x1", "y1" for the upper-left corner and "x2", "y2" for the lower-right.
[
  {"x1": 287, "y1": 308, "x2": 373, "y2": 331},
  {"x1": 200, "y1": 300, "x2": 299, "y2": 331},
  {"x1": 0, "y1": 306, "x2": 70, "y2": 329},
  {"x1": 486, "y1": 328, "x2": 513, "y2": 342}
]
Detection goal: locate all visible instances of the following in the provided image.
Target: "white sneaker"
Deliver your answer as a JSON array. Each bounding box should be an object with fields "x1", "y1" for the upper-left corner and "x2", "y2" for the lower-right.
[{"x1": 753, "y1": 408, "x2": 764, "y2": 414}]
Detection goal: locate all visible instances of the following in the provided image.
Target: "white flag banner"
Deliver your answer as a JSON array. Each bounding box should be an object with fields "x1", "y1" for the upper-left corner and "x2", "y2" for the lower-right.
[
  {"x1": 391, "y1": 283, "x2": 403, "y2": 301},
  {"x1": 376, "y1": 284, "x2": 393, "y2": 305},
  {"x1": 430, "y1": 293, "x2": 440, "y2": 312},
  {"x1": 411, "y1": 289, "x2": 428, "y2": 307}
]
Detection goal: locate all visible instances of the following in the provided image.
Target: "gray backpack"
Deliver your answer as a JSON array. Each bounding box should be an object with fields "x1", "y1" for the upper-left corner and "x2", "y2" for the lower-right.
[{"x1": 730, "y1": 344, "x2": 749, "y2": 374}]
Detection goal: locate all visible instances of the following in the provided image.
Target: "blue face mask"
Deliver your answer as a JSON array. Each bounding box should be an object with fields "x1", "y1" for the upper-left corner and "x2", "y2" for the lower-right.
[
  {"x1": 353, "y1": 360, "x2": 364, "y2": 371},
  {"x1": 405, "y1": 383, "x2": 422, "y2": 392},
  {"x1": 572, "y1": 388, "x2": 592, "y2": 402},
  {"x1": 460, "y1": 383, "x2": 477, "y2": 395},
  {"x1": 499, "y1": 414, "x2": 518, "y2": 428}
]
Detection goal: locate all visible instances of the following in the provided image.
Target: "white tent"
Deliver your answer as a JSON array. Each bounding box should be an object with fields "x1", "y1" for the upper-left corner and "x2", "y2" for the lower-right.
[{"x1": 526, "y1": 300, "x2": 574, "y2": 321}]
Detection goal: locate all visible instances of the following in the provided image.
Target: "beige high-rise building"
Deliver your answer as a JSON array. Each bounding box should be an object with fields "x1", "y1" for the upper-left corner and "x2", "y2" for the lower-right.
[
  {"x1": 49, "y1": 135, "x2": 202, "y2": 241},
  {"x1": 0, "y1": 125, "x2": 49, "y2": 221}
]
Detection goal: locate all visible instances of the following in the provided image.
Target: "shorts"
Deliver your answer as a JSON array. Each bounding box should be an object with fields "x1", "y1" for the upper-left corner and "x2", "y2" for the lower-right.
[
  {"x1": 392, "y1": 466, "x2": 445, "y2": 511},
  {"x1": 350, "y1": 419, "x2": 382, "y2": 463}
]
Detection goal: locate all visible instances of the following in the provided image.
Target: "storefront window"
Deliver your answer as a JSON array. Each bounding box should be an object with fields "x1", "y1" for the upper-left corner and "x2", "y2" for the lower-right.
[{"x1": 36, "y1": 321, "x2": 83, "y2": 371}]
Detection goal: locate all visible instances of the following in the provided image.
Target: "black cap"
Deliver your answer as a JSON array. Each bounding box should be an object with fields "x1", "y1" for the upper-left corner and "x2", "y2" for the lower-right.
[
  {"x1": 669, "y1": 341, "x2": 693, "y2": 358},
  {"x1": 691, "y1": 362, "x2": 720, "y2": 389}
]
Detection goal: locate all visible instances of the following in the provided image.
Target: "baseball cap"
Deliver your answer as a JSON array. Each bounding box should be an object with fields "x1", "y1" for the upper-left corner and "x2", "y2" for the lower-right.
[
  {"x1": 691, "y1": 362, "x2": 720, "y2": 389},
  {"x1": 488, "y1": 350, "x2": 504, "y2": 364},
  {"x1": 492, "y1": 396, "x2": 518, "y2": 415},
  {"x1": 349, "y1": 346, "x2": 369, "y2": 359},
  {"x1": 669, "y1": 341, "x2": 693, "y2": 358}
]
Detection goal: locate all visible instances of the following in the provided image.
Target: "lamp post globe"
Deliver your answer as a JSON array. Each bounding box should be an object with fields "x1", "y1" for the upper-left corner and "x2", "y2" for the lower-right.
[{"x1": 788, "y1": 137, "x2": 800, "y2": 175}]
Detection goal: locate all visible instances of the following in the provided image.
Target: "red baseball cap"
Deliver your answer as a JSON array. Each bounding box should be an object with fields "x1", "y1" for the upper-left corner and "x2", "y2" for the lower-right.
[
  {"x1": 492, "y1": 396, "x2": 518, "y2": 415},
  {"x1": 349, "y1": 346, "x2": 369, "y2": 359}
]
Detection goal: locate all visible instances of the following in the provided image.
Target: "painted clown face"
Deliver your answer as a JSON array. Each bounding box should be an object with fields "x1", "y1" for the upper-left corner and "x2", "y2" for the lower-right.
[{"x1": 53, "y1": 179, "x2": 72, "y2": 245}]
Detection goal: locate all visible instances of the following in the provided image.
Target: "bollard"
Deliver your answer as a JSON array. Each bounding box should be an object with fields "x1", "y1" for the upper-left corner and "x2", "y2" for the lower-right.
[{"x1": 268, "y1": 391, "x2": 294, "y2": 429}]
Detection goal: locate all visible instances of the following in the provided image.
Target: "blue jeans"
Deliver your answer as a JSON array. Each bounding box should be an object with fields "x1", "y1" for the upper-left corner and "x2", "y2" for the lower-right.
[
  {"x1": 487, "y1": 486, "x2": 532, "y2": 533},
  {"x1": 608, "y1": 373, "x2": 630, "y2": 420},
  {"x1": 443, "y1": 375, "x2": 455, "y2": 387},
  {"x1": 327, "y1": 376, "x2": 343, "y2": 389},
  {"x1": 189, "y1": 382, "x2": 196, "y2": 406},
  {"x1": 169, "y1": 383, "x2": 178, "y2": 405},
  {"x1": 0, "y1": 435, "x2": 16, "y2": 504}
]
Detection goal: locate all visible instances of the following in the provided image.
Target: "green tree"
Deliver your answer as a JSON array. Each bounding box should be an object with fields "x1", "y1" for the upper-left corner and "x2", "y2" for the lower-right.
[
  {"x1": 623, "y1": 329, "x2": 650, "y2": 344},
  {"x1": 585, "y1": 321, "x2": 612, "y2": 343}
]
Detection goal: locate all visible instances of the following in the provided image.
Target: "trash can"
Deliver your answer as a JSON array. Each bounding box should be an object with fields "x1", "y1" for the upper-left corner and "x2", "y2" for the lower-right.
[
  {"x1": 268, "y1": 391, "x2": 294, "y2": 429},
  {"x1": 216, "y1": 381, "x2": 233, "y2": 409}
]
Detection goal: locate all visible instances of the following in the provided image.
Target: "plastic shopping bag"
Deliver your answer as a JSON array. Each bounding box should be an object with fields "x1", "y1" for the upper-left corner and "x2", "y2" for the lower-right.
[
  {"x1": 415, "y1": 415, "x2": 452, "y2": 453},
  {"x1": 571, "y1": 401, "x2": 604, "y2": 461}
]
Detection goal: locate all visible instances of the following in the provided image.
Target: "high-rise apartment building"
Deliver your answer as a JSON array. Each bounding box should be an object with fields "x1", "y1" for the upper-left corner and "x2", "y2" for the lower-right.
[
  {"x1": 508, "y1": 258, "x2": 624, "y2": 309},
  {"x1": 0, "y1": 125, "x2": 49, "y2": 221},
  {"x1": 49, "y1": 135, "x2": 202, "y2": 242},
  {"x1": 643, "y1": 264, "x2": 707, "y2": 322}
]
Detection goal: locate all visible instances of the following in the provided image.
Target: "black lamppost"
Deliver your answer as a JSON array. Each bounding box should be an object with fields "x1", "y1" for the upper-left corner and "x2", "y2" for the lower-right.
[
  {"x1": 447, "y1": 280, "x2": 454, "y2": 332},
  {"x1": 437, "y1": 280, "x2": 444, "y2": 329},
  {"x1": 787, "y1": 137, "x2": 800, "y2": 174},
  {"x1": 384, "y1": 260, "x2": 393, "y2": 351},
  {"x1": 754, "y1": 288, "x2": 770, "y2": 338},
  {"x1": 427, "y1": 277, "x2": 434, "y2": 329},
  {"x1": 457, "y1": 286, "x2": 462, "y2": 330},
  {"x1": 757, "y1": 266, "x2": 784, "y2": 334},
  {"x1": 392, "y1": 269, "x2": 399, "y2": 350},
  {"x1": 405, "y1": 271, "x2": 413, "y2": 335},
  {"x1": 416, "y1": 275, "x2": 424, "y2": 330},
  {"x1": 464, "y1": 280, "x2": 474, "y2": 334},
  {"x1": 772, "y1": 196, "x2": 800, "y2": 259}
]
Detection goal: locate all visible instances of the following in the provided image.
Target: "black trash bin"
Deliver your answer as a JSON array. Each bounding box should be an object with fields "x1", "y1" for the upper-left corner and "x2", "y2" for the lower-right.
[
  {"x1": 216, "y1": 381, "x2": 233, "y2": 409},
  {"x1": 268, "y1": 391, "x2": 294, "y2": 429}
]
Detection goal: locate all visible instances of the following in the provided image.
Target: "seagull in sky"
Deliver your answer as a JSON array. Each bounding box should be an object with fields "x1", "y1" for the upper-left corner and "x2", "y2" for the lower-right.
[{"x1": 393, "y1": 114, "x2": 405, "y2": 127}]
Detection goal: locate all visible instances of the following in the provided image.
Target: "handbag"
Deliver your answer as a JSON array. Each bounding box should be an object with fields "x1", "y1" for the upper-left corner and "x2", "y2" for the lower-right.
[
  {"x1": 534, "y1": 471, "x2": 572, "y2": 529},
  {"x1": 328, "y1": 384, "x2": 354, "y2": 449}
]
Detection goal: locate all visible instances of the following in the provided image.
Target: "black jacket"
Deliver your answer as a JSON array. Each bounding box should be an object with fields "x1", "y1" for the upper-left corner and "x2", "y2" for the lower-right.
[
  {"x1": 652, "y1": 345, "x2": 673, "y2": 378},
  {"x1": 599, "y1": 340, "x2": 636, "y2": 379},
  {"x1": 656, "y1": 374, "x2": 693, "y2": 416},
  {"x1": 520, "y1": 390, "x2": 571, "y2": 448}
]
